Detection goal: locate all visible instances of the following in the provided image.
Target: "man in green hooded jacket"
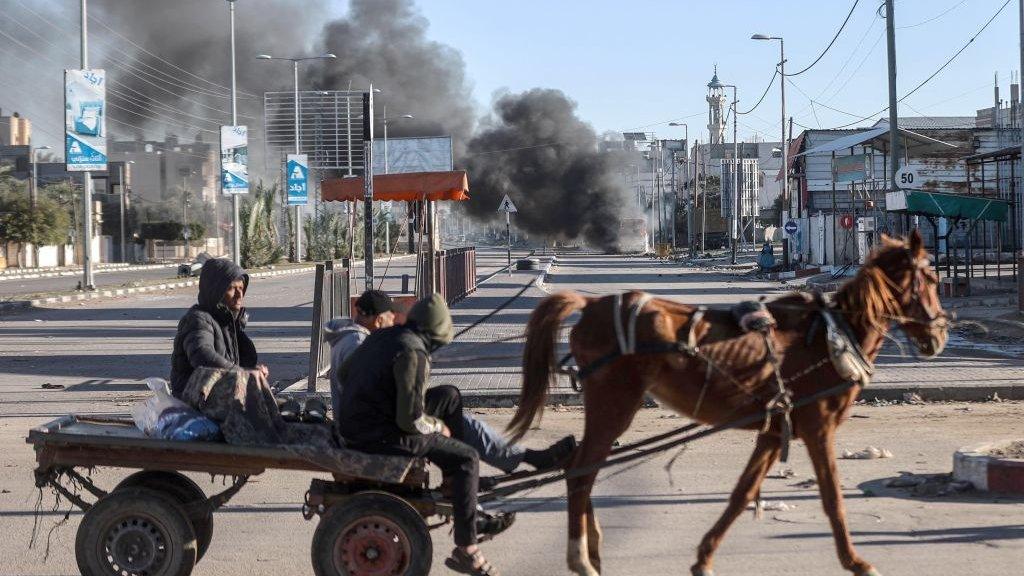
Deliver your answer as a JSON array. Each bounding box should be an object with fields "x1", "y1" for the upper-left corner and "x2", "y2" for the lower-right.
[{"x1": 336, "y1": 293, "x2": 500, "y2": 575}]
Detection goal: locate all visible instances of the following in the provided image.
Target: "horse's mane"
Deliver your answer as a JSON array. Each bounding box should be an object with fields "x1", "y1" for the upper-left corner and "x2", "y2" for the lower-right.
[{"x1": 833, "y1": 239, "x2": 906, "y2": 331}]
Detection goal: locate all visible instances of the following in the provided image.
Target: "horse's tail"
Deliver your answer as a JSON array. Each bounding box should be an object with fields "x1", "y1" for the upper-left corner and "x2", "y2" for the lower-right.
[{"x1": 507, "y1": 291, "x2": 589, "y2": 442}]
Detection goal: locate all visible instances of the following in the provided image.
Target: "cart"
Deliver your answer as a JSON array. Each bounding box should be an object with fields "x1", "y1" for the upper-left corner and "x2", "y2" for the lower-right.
[{"x1": 27, "y1": 415, "x2": 451, "y2": 576}]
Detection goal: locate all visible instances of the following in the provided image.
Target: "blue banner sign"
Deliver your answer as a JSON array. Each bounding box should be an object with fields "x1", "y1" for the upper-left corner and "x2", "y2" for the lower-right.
[
  {"x1": 220, "y1": 125, "x2": 249, "y2": 193},
  {"x1": 287, "y1": 154, "x2": 309, "y2": 206},
  {"x1": 64, "y1": 69, "x2": 107, "y2": 171}
]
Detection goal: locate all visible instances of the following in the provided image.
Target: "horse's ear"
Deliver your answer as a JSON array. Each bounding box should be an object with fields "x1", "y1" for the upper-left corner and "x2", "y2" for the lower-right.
[{"x1": 909, "y1": 228, "x2": 924, "y2": 255}]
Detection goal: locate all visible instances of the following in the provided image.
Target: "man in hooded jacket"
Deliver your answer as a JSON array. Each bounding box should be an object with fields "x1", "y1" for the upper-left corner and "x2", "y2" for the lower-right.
[
  {"x1": 336, "y1": 293, "x2": 499, "y2": 575},
  {"x1": 169, "y1": 258, "x2": 265, "y2": 398}
]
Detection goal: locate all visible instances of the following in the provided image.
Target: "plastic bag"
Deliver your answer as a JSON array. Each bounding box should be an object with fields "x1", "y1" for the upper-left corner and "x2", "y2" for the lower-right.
[{"x1": 131, "y1": 377, "x2": 221, "y2": 442}]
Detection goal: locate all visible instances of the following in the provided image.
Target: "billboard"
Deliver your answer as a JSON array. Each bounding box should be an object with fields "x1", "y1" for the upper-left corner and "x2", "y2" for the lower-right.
[
  {"x1": 286, "y1": 154, "x2": 309, "y2": 206},
  {"x1": 832, "y1": 154, "x2": 871, "y2": 183},
  {"x1": 220, "y1": 125, "x2": 249, "y2": 193},
  {"x1": 64, "y1": 69, "x2": 107, "y2": 171},
  {"x1": 371, "y1": 136, "x2": 453, "y2": 174}
]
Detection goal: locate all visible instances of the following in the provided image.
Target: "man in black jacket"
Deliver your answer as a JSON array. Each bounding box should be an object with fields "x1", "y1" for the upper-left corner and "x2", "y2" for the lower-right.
[
  {"x1": 169, "y1": 258, "x2": 266, "y2": 398},
  {"x1": 337, "y1": 294, "x2": 500, "y2": 575}
]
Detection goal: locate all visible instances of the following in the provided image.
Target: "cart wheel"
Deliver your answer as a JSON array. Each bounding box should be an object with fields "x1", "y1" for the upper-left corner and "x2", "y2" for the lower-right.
[
  {"x1": 311, "y1": 491, "x2": 432, "y2": 576},
  {"x1": 115, "y1": 471, "x2": 214, "y2": 562},
  {"x1": 76, "y1": 487, "x2": 197, "y2": 576}
]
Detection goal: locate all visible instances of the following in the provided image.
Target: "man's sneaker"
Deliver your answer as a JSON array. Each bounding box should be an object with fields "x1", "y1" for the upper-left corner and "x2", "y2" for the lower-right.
[{"x1": 524, "y1": 435, "x2": 577, "y2": 471}]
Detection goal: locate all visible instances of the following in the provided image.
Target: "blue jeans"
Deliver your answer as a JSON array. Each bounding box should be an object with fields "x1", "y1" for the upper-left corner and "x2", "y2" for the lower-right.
[{"x1": 459, "y1": 413, "x2": 525, "y2": 474}]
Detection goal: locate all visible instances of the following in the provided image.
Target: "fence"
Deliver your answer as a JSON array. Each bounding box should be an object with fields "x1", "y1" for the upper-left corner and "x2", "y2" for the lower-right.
[
  {"x1": 419, "y1": 246, "x2": 477, "y2": 304},
  {"x1": 307, "y1": 259, "x2": 352, "y2": 392}
]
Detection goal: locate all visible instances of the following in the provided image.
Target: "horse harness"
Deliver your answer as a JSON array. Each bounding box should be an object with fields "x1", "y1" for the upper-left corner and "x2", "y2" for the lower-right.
[{"x1": 560, "y1": 291, "x2": 874, "y2": 463}]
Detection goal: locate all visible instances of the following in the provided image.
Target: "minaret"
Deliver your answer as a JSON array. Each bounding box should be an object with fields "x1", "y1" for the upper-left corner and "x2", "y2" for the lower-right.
[{"x1": 706, "y1": 67, "x2": 726, "y2": 145}]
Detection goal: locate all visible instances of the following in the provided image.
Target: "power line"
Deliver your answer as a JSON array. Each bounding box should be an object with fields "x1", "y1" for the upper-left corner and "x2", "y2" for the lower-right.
[
  {"x1": 897, "y1": 0, "x2": 970, "y2": 29},
  {"x1": 786, "y1": 0, "x2": 861, "y2": 76},
  {"x1": 737, "y1": 69, "x2": 778, "y2": 115},
  {"x1": 815, "y1": 13, "x2": 881, "y2": 100}
]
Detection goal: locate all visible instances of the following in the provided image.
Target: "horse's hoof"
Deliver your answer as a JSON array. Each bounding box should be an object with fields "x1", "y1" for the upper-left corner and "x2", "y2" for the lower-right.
[
  {"x1": 857, "y1": 569, "x2": 882, "y2": 576},
  {"x1": 691, "y1": 566, "x2": 714, "y2": 576}
]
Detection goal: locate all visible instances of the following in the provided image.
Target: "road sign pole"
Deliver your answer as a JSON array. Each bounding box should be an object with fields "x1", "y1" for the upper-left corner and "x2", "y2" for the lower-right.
[{"x1": 506, "y1": 211, "x2": 512, "y2": 275}]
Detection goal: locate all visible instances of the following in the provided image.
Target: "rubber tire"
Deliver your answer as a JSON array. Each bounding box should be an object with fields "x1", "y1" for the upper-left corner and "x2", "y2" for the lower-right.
[
  {"x1": 115, "y1": 471, "x2": 214, "y2": 562},
  {"x1": 76, "y1": 487, "x2": 197, "y2": 576},
  {"x1": 311, "y1": 491, "x2": 432, "y2": 576}
]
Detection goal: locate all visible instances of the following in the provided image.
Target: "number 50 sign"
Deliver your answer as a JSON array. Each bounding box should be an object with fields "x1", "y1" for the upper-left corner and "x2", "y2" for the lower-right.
[{"x1": 896, "y1": 166, "x2": 919, "y2": 189}]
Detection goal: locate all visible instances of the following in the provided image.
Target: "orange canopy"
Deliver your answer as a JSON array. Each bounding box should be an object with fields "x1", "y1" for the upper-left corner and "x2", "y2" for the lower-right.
[{"x1": 321, "y1": 170, "x2": 470, "y2": 202}]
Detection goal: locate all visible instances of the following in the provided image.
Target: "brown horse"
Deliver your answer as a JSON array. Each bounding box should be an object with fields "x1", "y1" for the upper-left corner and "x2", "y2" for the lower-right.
[{"x1": 507, "y1": 230, "x2": 947, "y2": 576}]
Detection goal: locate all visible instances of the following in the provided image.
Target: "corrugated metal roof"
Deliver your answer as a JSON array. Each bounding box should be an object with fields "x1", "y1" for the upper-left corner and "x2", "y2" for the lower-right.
[
  {"x1": 794, "y1": 125, "x2": 957, "y2": 157},
  {"x1": 870, "y1": 116, "x2": 976, "y2": 130}
]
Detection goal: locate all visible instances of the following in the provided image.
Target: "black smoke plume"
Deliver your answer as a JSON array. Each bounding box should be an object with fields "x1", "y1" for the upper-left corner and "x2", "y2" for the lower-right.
[{"x1": 464, "y1": 89, "x2": 631, "y2": 249}]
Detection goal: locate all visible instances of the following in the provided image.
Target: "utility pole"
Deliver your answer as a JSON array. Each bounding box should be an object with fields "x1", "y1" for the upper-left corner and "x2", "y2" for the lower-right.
[
  {"x1": 80, "y1": 0, "x2": 94, "y2": 289},
  {"x1": 228, "y1": 0, "x2": 240, "y2": 265},
  {"x1": 1019, "y1": 0, "x2": 1024, "y2": 309},
  {"x1": 885, "y1": 0, "x2": 901, "y2": 193},
  {"x1": 362, "y1": 87, "x2": 375, "y2": 291},
  {"x1": 293, "y1": 60, "x2": 302, "y2": 262},
  {"x1": 723, "y1": 84, "x2": 739, "y2": 264}
]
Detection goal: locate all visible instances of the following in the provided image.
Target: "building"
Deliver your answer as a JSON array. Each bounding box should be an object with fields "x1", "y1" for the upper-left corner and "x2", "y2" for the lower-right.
[
  {"x1": 0, "y1": 109, "x2": 31, "y2": 146},
  {"x1": 109, "y1": 136, "x2": 218, "y2": 205}
]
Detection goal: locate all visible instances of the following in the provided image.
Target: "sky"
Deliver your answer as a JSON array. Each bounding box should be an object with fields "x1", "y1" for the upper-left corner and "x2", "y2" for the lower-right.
[
  {"x1": 2, "y1": 0, "x2": 1020, "y2": 151},
  {"x1": 407, "y1": 0, "x2": 1020, "y2": 143}
]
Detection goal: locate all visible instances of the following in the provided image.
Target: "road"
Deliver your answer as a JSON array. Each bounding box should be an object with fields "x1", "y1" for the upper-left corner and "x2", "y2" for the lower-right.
[
  {"x1": 0, "y1": 265, "x2": 183, "y2": 299},
  {"x1": 2, "y1": 250, "x2": 1022, "y2": 575}
]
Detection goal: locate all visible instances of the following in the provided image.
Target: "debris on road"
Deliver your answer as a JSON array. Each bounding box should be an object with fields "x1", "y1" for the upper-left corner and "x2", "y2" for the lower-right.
[
  {"x1": 39, "y1": 383, "x2": 64, "y2": 390},
  {"x1": 902, "y1": 392, "x2": 925, "y2": 405},
  {"x1": 790, "y1": 478, "x2": 817, "y2": 489},
  {"x1": 766, "y1": 468, "x2": 796, "y2": 479},
  {"x1": 988, "y1": 440, "x2": 1024, "y2": 459},
  {"x1": 841, "y1": 446, "x2": 894, "y2": 460},
  {"x1": 990, "y1": 392, "x2": 1004, "y2": 403}
]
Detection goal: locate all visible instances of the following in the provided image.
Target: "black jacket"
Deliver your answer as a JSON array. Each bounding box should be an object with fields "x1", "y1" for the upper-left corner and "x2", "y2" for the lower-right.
[
  {"x1": 169, "y1": 258, "x2": 257, "y2": 398},
  {"x1": 335, "y1": 294, "x2": 453, "y2": 445}
]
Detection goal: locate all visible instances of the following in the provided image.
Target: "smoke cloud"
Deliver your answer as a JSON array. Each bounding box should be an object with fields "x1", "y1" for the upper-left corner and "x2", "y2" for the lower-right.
[{"x1": 464, "y1": 89, "x2": 632, "y2": 249}]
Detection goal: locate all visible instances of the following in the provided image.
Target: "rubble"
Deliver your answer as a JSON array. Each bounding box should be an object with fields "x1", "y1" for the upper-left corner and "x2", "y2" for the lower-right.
[{"x1": 841, "y1": 446, "x2": 894, "y2": 459}]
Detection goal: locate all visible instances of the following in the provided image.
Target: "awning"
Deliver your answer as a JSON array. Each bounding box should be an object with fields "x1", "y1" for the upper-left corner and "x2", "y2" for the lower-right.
[
  {"x1": 321, "y1": 170, "x2": 470, "y2": 202},
  {"x1": 885, "y1": 190, "x2": 1010, "y2": 222},
  {"x1": 776, "y1": 132, "x2": 805, "y2": 182},
  {"x1": 793, "y1": 125, "x2": 957, "y2": 158}
]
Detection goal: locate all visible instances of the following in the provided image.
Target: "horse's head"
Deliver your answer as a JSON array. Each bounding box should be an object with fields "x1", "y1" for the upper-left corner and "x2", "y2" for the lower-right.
[{"x1": 866, "y1": 229, "x2": 948, "y2": 358}]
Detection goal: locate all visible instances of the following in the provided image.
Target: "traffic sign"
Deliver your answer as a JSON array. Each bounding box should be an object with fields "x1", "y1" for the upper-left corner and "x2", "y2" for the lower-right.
[
  {"x1": 839, "y1": 214, "x2": 855, "y2": 229},
  {"x1": 497, "y1": 194, "x2": 518, "y2": 213},
  {"x1": 895, "y1": 166, "x2": 919, "y2": 189},
  {"x1": 784, "y1": 220, "x2": 798, "y2": 235}
]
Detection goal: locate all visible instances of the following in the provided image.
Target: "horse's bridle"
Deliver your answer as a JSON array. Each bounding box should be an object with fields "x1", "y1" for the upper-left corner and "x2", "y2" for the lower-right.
[{"x1": 882, "y1": 249, "x2": 947, "y2": 331}]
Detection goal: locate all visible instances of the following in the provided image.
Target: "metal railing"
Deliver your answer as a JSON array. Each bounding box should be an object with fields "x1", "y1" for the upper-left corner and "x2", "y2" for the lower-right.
[
  {"x1": 419, "y1": 247, "x2": 477, "y2": 304},
  {"x1": 307, "y1": 259, "x2": 352, "y2": 392}
]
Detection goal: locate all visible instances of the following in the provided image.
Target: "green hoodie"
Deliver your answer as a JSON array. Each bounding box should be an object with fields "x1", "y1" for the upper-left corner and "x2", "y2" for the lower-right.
[{"x1": 393, "y1": 294, "x2": 453, "y2": 435}]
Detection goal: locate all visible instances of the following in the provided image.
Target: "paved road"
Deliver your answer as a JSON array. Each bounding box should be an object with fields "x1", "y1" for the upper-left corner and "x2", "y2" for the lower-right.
[{"x1": 0, "y1": 266, "x2": 182, "y2": 299}]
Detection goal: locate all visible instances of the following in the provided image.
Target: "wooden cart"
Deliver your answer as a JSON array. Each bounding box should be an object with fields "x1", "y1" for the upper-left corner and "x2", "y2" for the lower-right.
[{"x1": 27, "y1": 415, "x2": 450, "y2": 576}]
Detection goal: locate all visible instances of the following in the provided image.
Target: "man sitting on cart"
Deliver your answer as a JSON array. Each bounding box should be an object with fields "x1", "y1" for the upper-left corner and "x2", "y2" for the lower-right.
[
  {"x1": 169, "y1": 258, "x2": 267, "y2": 399},
  {"x1": 325, "y1": 289, "x2": 575, "y2": 474},
  {"x1": 335, "y1": 294, "x2": 501, "y2": 576}
]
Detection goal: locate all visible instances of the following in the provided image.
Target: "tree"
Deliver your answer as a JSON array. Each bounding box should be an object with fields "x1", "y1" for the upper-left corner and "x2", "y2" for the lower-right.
[
  {"x1": 0, "y1": 171, "x2": 72, "y2": 248},
  {"x1": 240, "y1": 181, "x2": 284, "y2": 268}
]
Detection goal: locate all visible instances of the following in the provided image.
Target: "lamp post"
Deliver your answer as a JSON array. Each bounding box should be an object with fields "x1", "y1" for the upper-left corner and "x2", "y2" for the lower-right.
[
  {"x1": 227, "y1": 0, "x2": 240, "y2": 265},
  {"x1": 381, "y1": 105, "x2": 415, "y2": 175},
  {"x1": 256, "y1": 52, "x2": 337, "y2": 263},
  {"x1": 721, "y1": 84, "x2": 739, "y2": 264},
  {"x1": 669, "y1": 122, "x2": 691, "y2": 255},
  {"x1": 752, "y1": 33, "x2": 787, "y2": 260},
  {"x1": 30, "y1": 145, "x2": 52, "y2": 209},
  {"x1": 119, "y1": 159, "x2": 133, "y2": 262},
  {"x1": 80, "y1": 0, "x2": 94, "y2": 289}
]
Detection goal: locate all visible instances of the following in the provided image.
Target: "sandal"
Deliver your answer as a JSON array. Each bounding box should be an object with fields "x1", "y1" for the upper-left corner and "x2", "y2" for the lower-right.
[
  {"x1": 476, "y1": 510, "x2": 516, "y2": 541},
  {"x1": 445, "y1": 547, "x2": 501, "y2": 576}
]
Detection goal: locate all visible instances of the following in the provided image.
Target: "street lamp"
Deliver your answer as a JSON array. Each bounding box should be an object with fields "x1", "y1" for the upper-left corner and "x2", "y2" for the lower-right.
[
  {"x1": 256, "y1": 52, "x2": 337, "y2": 263},
  {"x1": 30, "y1": 145, "x2": 52, "y2": 209},
  {"x1": 752, "y1": 33, "x2": 788, "y2": 260},
  {"x1": 669, "y1": 123, "x2": 693, "y2": 255},
  {"x1": 119, "y1": 160, "x2": 134, "y2": 262},
  {"x1": 381, "y1": 106, "x2": 415, "y2": 175}
]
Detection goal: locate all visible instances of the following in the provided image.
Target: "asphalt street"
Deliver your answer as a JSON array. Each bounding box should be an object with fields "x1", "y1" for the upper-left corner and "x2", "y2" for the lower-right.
[{"x1": 0, "y1": 265, "x2": 181, "y2": 299}]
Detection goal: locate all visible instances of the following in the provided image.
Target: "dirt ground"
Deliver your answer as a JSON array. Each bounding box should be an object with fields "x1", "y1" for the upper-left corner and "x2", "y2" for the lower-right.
[{"x1": 2, "y1": 401, "x2": 1024, "y2": 575}]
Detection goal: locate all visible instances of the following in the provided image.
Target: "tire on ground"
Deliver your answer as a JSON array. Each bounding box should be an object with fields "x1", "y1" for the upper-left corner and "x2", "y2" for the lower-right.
[
  {"x1": 311, "y1": 491, "x2": 432, "y2": 576},
  {"x1": 75, "y1": 486, "x2": 197, "y2": 576},
  {"x1": 115, "y1": 470, "x2": 214, "y2": 562}
]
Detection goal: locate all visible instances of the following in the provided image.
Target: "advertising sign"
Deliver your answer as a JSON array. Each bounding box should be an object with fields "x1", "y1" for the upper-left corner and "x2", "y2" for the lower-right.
[
  {"x1": 64, "y1": 69, "x2": 107, "y2": 171},
  {"x1": 286, "y1": 154, "x2": 309, "y2": 206},
  {"x1": 371, "y1": 136, "x2": 454, "y2": 174},
  {"x1": 220, "y1": 125, "x2": 249, "y2": 193},
  {"x1": 832, "y1": 154, "x2": 871, "y2": 183}
]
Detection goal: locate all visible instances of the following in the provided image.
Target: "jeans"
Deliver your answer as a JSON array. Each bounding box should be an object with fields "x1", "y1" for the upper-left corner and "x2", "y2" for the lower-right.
[{"x1": 460, "y1": 412, "x2": 526, "y2": 474}]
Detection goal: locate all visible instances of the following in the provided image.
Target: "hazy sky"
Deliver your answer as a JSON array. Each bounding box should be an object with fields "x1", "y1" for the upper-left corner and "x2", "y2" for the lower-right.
[{"x1": 409, "y1": 0, "x2": 1019, "y2": 143}]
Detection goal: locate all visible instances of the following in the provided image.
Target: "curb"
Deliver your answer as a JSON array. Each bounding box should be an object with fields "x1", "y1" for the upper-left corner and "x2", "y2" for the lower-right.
[
  {"x1": 0, "y1": 265, "x2": 317, "y2": 313},
  {"x1": 533, "y1": 256, "x2": 556, "y2": 289},
  {"x1": 0, "y1": 263, "x2": 176, "y2": 282},
  {"x1": 953, "y1": 441, "x2": 1024, "y2": 494}
]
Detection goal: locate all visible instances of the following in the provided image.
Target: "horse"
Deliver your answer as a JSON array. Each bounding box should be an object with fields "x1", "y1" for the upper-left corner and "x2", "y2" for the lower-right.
[{"x1": 506, "y1": 230, "x2": 948, "y2": 576}]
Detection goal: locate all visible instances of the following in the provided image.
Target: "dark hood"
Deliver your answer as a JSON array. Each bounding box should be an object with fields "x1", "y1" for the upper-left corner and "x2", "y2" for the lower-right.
[
  {"x1": 406, "y1": 293, "x2": 453, "y2": 351},
  {"x1": 197, "y1": 258, "x2": 249, "y2": 312}
]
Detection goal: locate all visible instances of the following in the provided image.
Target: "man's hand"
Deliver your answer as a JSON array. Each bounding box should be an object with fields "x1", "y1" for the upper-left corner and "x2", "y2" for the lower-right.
[
  {"x1": 256, "y1": 364, "x2": 269, "y2": 378},
  {"x1": 440, "y1": 424, "x2": 452, "y2": 438}
]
